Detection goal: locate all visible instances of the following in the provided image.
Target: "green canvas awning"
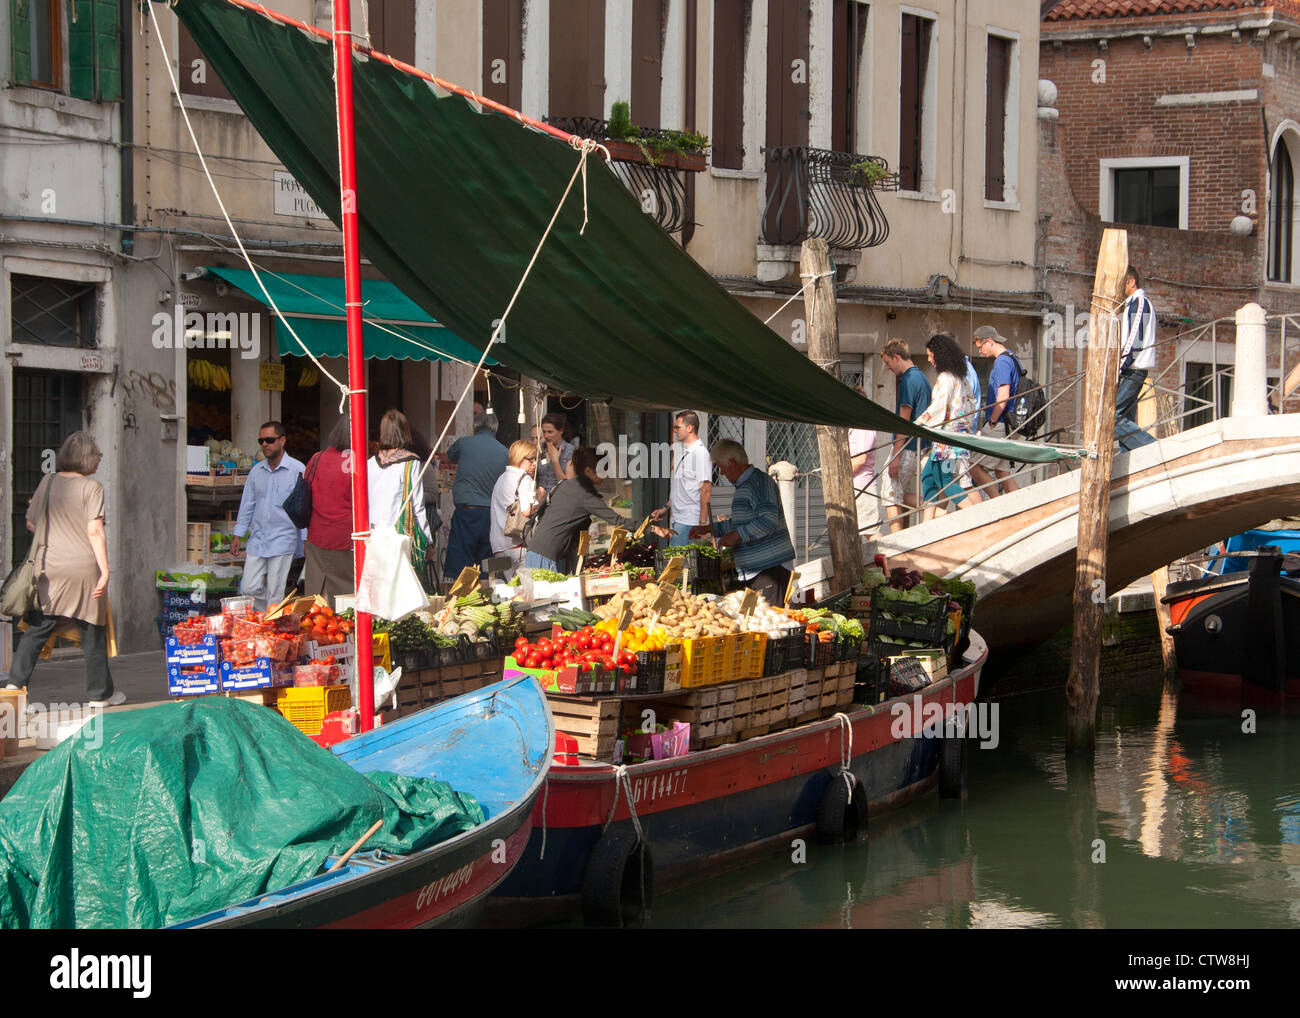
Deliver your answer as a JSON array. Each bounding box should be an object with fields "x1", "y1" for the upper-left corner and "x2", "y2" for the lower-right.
[
  {"x1": 173, "y1": 0, "x2": 1072, "y2": 464},
  {"x1": 204, "y1": 266, "x2": 491, "y2": 364}
]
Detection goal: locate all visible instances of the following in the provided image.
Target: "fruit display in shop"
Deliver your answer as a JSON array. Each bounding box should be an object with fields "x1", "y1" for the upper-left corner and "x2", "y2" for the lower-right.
[
  {"x1": 188, "y1": 359, "x2": 231, "y2": 391},
  {"x1": 511, "y1": 629, "x2": 638, "y2": 675},
  {"x1": 591, "y1": 583, "x2": 739, "y2": 640},
  {"x1": 300, "y1": 603, "x2": 353, "y2": 646}
]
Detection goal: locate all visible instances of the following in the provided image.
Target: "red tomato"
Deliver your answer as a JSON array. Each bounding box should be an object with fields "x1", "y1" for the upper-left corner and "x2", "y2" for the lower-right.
[{"x1": 580, "y1": 626, "x2": 594, "y2": 638}]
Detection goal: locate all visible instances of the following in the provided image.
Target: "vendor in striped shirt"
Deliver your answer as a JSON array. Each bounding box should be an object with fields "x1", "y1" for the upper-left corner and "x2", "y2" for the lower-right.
[{"x1": 689, "y1": 438, "x2": 796, "y2": 606}]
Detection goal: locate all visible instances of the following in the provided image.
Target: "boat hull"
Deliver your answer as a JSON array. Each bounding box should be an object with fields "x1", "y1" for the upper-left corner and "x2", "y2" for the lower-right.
[{"x1": 490, "y1": 641, "x2": 985, "y2": 923}]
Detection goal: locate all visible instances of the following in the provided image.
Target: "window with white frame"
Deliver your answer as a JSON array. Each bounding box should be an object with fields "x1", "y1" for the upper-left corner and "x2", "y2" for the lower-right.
[
  {"x1": 898, "y1": 8, "x2": 937, "y2": 193},
  {"x1": 1099, "y1": 156, "x2": 1189, "y2": 230},
  {"x1": 985, "y1": 29, "x2": 1019, "y2": 205}
]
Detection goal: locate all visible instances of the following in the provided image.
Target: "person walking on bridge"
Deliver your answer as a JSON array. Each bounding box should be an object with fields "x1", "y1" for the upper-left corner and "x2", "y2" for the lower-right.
[{"x1": 1115, "y1": 265, "x2": 1158, "y2": 451}]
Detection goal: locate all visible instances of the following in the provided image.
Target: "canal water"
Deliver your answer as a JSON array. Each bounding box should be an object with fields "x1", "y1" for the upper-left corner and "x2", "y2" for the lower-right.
[{"x1": 644, "y1": 677, "x2": 1300, "y2": 928}]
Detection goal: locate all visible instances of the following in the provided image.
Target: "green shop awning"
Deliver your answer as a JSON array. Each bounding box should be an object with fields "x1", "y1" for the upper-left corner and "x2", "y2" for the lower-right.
[
  {"x1": 174, "y1": 0, "x2": 1071, "y2": 464},
  {"x1": 204, "y1": 266, "x2": 493, "y2": 365}
]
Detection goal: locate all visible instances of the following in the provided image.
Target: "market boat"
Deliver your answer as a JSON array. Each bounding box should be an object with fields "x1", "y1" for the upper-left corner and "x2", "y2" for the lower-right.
[
  {"x1": 172, "y1": 675, "x2": 553, "y2": 929},
  {"x1": 1163, "y1": 546, "x2": 1300, "y2": 709},
  {"x1": 489, "y1": 634, "x2": 987, "y2": 926}
]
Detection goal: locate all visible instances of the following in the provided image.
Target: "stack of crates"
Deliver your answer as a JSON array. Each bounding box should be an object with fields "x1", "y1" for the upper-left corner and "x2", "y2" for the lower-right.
[
  {"x1": 274, "y1": 685, "x2": 353, "y2": 736},
  {"x1": 732, "y1": 633, "x2": 768, "y2": 680}
]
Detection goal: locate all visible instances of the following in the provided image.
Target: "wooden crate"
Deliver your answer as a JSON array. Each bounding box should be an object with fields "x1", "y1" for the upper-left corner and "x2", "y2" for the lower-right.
[
  {"x1": 548, "y1": 695, "x2": 622, "y2": 759},
  {"x1": 223, "y1": 688, "x2": 275, "y2": 706}
]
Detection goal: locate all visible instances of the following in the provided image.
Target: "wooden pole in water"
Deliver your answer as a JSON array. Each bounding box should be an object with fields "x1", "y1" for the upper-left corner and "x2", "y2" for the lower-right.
[
  {"x1": 800, "y1": 238, "x2": 863, "y2": 592},
  {"x1": 1067, "y1": 229, "x2": 1129, "y2": 752},
  {"x1": 1137, "y1": 383, "x2": 1178, "y2": 680}
]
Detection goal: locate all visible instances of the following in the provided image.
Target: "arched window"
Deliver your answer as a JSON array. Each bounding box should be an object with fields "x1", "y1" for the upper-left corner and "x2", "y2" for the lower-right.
[{"x1": 1269, "y1": 138, "x2": 1293, "y2": 283}]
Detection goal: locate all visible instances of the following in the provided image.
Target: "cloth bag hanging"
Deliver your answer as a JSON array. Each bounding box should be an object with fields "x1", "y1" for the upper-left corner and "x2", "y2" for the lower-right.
[
  {"x1": 354, "y1": 524, "x2": 428, "y2": 622},
  {"x1": 0, "y1": 477, "x2": 53, "y2": 619}
]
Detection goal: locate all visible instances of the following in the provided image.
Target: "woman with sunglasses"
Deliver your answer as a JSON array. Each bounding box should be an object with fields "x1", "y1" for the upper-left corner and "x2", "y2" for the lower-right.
[{"x1": 490, "y1": 441, "x2": 546, "y2": 572}]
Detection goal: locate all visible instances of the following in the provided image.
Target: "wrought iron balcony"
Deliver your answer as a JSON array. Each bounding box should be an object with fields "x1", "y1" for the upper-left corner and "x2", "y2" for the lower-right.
[
  {"x1": 760, "y1": 147, "x2": 897, "y2": 250},
  {"x1": 545, "y1": 115, "x2": 705, "y2": 235}
]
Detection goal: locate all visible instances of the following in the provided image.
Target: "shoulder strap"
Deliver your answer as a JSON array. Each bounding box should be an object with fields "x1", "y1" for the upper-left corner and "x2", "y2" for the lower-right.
[
  {"x1": 306, "y1": 452, "x2": 323, "y2": 482},
  {"x1": 36, "y1": 475, "x2": 55, "y2": 572}
]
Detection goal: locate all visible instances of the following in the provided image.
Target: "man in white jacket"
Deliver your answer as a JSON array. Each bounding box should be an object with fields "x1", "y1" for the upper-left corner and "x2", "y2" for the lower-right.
[{"x1": 1115, "y1": 265, "x2": 1157, "y2": 451}]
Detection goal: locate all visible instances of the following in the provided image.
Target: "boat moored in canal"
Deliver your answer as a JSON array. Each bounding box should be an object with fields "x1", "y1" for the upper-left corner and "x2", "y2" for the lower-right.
[{"x1": 489, "y1": 634, "x2": 987, "y2": 926}]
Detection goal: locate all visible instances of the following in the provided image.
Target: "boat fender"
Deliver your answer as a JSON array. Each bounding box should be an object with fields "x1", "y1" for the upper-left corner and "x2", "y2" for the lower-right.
[
  {"x1": 815, "y1": 773, "x2": 868, "y2": 844},
  {"x1": 938, "y1": 717, "x2": 969, "y2": 800},
  {"x1": 1204, "y1": 614, "x2": 1222, "y2": 634},
  {"x1": 581, "y1": 828, "x2": 654, "y2": 928}
]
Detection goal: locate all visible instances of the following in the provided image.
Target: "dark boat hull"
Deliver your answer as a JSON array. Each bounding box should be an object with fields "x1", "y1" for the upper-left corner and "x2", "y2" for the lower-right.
[{"x1": 490, "y1": 639, "x2": 986, "y2": 923}]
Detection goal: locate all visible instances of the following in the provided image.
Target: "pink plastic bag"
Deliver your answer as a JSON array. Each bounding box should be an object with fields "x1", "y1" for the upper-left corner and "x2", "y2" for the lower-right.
[{"x1": 655, "y1": 721, "x2": 690, "y2": 759}]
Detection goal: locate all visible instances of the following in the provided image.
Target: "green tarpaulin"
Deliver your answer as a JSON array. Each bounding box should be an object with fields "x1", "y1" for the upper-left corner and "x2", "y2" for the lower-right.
[
  {"x1": 205, "y1": 266, "x2": 492, "y2": 364},
  {"x1": 0, "y1": 698, "x2": 484, "y2": 929},
  {"x1": 171, "y1": 0, "x2": 1072, "y2": 464}
]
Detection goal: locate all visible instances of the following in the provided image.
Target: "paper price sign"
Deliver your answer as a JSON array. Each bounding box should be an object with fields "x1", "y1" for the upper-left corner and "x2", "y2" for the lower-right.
[
  {"x1": 576, "y1": 532, "x2": 591, "y2": 557},
  {"x1": 783, "y1": 571, "x2": 800, "y2": 607},
  {"x1": 651, "y1": 585, "x2": 677, "y2": 616},
  {"x1": 634, "y1": 516, "x2": 651, "y2": 540},
  {"x1": 484, "y1": 556, "x2": 512, "y2": 576},
  {"x1": 739, "y1": 588, "x2": 758, "y2": 617},
  {"x1": 658, "y1": 555, "x2": 685, "y2": 587},
  {"x1": 449, "y1": 566, "x2": 480, "y2": 598},
  {"x1": 616, "y1": 603, "x2": 635, "y2": 632},
  {"x1": 609, "y1": 527, "x2": 629, "y2": 561}
]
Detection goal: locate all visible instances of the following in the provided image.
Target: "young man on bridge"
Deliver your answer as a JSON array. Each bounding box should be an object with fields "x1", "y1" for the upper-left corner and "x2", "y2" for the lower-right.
[{"x1": 1115, "y1": 265, "x2": 1158, "y2": 451}]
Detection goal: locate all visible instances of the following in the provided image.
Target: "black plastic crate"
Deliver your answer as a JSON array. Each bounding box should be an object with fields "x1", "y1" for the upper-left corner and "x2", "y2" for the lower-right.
[
  {"x1": 838, "y1": 635, "x2": 864, "y2": 662},
  {"x1": 806, "y1": 634, "x2": 838, "y2": 668},
  {"x1": 654, "y1": 545, "x2": 727, "y2": 585},
  {"x1": 869, "y1": 586, "x2": 949, "y2": 646},
  {"x1": 949, "y1": 590, "x2": 975, "y2": 657},
  {"x1": 635, "y1": 648, "x2": 666, "y2": 694},
  {"x1": 763, "y1": 631, "x2": 805, "y2": 675}
]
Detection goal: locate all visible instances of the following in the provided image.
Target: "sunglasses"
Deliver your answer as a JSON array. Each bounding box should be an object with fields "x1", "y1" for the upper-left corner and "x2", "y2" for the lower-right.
[{"x1": 257, "y1": 436, "x2": 281, "y2": 445}]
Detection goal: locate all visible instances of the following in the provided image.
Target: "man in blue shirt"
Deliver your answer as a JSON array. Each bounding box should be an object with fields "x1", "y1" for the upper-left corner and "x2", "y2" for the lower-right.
[
  {"x1": 444, "y1": 411, "x2": 509, "y2": 578},
  {"x1": 231, "y1": 420, "x2": 305, "y2": 610},
  {"x1": 969, "y1": 325, "x2": 1021, "y2": 496},
  {"x1": 880, "y1": 338, "x2": 931, "y2": 529}
]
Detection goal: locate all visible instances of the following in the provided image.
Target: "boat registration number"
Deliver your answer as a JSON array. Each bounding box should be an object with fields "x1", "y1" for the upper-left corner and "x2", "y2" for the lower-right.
[
  {"x1": 631, "y1": 768, "x2": 688, "y2": 804},
  {"x1": 415, "y1": 863, "x2": 475, "y2": 912}
]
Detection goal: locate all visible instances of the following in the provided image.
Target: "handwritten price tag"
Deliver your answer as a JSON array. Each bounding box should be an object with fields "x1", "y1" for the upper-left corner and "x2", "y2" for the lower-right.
[
  {"x1": 609, "y1": 527, "x2": 629, "y2": 562},
  {"x1": 449, "y1": 566, "x2": 480, "y2": 598},
  {"x1": 740, "y1": 588, "x2": 758, "y2": 617},
  {"x1": 658, "y1": 555, "x2": 685, "y2": 588},
  {"x1": 784, "y1": 571, "x2": 800, "y2": 607},
  {"x1": 651, "y1": 585, "x2": 677, "y2": 616},
  {"x1": 634, "y1": 516, "x2": 651, "y2": 540},
  {"x1": 576, "y1": 532, "x2": 591, "y2": 557}
]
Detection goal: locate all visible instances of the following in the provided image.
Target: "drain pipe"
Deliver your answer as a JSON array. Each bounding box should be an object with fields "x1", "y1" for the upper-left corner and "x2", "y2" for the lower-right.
[{"x1": 1231, "y1": 302, "x2": 1267, "y2": 417}]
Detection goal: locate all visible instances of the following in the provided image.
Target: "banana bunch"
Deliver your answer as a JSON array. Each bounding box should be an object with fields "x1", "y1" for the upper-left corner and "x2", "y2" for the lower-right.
[
  {"x1": 298, "y1": 365, "x2": 320, "y2": 388},
  {"x1": 187, "y1": 359, "x2": 231, "y2": 391}
]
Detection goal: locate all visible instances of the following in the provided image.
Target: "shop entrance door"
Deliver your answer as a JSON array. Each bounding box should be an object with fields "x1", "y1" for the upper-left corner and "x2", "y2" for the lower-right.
[{"x1": 11, "y1": 368, "x2": 83, "y2": 564}]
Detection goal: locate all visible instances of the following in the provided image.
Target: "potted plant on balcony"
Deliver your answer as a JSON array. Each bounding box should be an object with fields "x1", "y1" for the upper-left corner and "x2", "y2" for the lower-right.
[
  {"x1": 605, "y1": 100, "x2": 709, "y2": 172},
  {"x1": 849, "y1": 159, "x2": 894, "y2": 190}
]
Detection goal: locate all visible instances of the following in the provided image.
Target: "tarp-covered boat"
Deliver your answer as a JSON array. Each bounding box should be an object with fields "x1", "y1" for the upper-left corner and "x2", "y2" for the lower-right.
[{"x1": 0, "y1": 676, "x2": 552, "y2": 929}]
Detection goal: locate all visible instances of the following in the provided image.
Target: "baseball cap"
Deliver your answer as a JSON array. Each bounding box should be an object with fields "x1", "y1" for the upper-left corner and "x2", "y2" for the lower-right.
[{"x1": 973, "y1": 325, "x2": 1005, "y2": 345}]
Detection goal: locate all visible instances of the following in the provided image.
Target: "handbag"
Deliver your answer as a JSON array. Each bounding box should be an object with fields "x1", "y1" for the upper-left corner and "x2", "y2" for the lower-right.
[
  {"x1": 281, "y1": 452, "x2": 322, "y2": 529},
  {"x1": 503, "y1": 474, "x2": 534, "y2": 542},
  {"x1": 0, "y1": 477, "x2": 54, "y2": 619}
]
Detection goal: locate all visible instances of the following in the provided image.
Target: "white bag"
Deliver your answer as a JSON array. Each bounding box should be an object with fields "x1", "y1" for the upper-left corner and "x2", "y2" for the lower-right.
[{"x1": 355, "y1": 524, "x2": 428, "y2": 622}]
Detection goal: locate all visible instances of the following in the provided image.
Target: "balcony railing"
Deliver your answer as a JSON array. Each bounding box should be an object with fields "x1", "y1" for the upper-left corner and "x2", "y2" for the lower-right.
[
  {"x1": 545, "y1": 115, "x2": 705, "y2": 235},
  {"x1": 760, "y1": 147, "x2": 897, "y2": 250}
]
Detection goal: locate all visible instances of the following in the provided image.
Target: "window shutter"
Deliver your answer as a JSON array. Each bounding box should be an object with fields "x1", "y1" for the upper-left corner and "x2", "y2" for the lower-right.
[
  {"x1": 898, "y1": 14, "x2": 919, "y2": 191},
  {"x1": 711, "y1": 0, "x2": 746, "y2": 170},
  {"x1": 94, "y1": 0, "x2": 121, "y2": 101},
  {"x1": 985, "y1": 36, "x2": 1009, "y2": 202},
  {"x1": 68, "y1": 0, "x2": 94, "y2": 99},
  {"x1": 11, "y1": 0, "x2": 32, "y2": 85}
]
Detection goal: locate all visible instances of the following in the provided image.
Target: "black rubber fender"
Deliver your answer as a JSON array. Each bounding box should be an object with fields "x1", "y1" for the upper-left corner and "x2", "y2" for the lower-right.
[
  {"x1": 938, "y1": 717, "x2": 969, "y2": 800},
  {"x1": 581, "y1": 828, "x2": 653, "y2": 928},
  {"x1": 815, "y1": 772, "x2": 868, "y2": 844}
]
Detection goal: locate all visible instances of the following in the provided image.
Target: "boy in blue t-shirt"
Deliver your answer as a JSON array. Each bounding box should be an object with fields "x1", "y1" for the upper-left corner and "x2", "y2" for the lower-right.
[{"x1": 880, "y1": 338, "x2": 931, "y2": 527}]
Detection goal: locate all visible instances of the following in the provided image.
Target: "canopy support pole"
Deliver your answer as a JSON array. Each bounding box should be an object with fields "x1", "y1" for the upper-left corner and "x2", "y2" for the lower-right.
[
  {"x1": 334, "y1": 0, "x2": 375, "y2": 730},
  {"x1": 1066, "y1": 228, "x2": 1128, "y2": 754}
]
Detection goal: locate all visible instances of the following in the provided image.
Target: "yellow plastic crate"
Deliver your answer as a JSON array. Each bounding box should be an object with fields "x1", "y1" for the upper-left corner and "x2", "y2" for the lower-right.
[
  {"x1": 274, "y1": 684, "x2": 352, "y2": 736},
  {"x1": 733, "y1": 633, "x2": 768, "y2": 680}
]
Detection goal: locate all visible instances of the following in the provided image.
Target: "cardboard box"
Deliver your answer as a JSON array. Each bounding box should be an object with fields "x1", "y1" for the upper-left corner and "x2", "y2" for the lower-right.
[
  {"x1": 165, "y1": 634, "x2": 220, "y2": 666},
  {"x1": 219, "y1": 658, "x2": 294, "y2": 691},
  {"x1": 168, "y1": 663, "x2": 221, "y2": 696}
]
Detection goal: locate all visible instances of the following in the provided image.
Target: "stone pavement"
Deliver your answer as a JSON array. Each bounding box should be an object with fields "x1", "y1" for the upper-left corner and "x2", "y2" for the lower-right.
[{"x1": 1, "y1": 649, "x2": 169, "y2": 800}]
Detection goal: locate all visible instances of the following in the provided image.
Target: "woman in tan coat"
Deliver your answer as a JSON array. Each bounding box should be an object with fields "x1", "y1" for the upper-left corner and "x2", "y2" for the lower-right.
[{"x1": 6, "y1": 431, "x2": 121, "y2": 706}]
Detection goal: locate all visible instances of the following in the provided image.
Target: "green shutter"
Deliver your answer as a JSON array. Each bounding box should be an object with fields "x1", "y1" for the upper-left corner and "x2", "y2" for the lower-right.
[
  {"x1": 11, "y1": 0, "x2": 32, "y2": 85},
  {"x1": 67, "y1": 0, "x2": 94, "y2": 99},
  {"x1": 93, "y1": 0, "x2": 120, "y2": 101}
]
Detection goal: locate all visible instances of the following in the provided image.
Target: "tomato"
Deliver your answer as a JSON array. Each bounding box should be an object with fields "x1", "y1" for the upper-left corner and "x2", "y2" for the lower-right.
[
  {"x1": 538, "y1": 638, "x2": 552, "y2": 654},
  {"x1": 580, "y1": 626, "x2": 594, "y2": 638},
  {"x1": 515, "y1": 636, "x2": 529, "y2": 652}
]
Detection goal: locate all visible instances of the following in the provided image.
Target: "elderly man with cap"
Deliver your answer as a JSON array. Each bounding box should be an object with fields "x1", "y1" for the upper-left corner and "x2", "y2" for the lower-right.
[
  {"x1": 969, "y1": 325, "x2": 1021, "y2": 497},
  {"x1": 444, "y1": 410, "x2": 509, "y2": 578}
]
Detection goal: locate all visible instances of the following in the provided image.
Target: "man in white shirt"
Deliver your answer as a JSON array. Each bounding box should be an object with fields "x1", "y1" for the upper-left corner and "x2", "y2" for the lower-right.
[
  {"x1": 847, "y1": 386, "x2": 882, "y2": 539},
  {"x1": 1115, "y1": 264, "x2": 1157, "y2": 451},
  {"x1": 652, "y1": 411, "x2": 713, "y2": 546}
]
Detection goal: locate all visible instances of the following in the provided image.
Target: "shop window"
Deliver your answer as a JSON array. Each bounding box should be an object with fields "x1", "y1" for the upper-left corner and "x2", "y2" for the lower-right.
[
  {"x1": 10, "y1": 274, "x2": 97, "y2": 348},
  {"x1": 1269, "y1": 138, "x2": 1294, "y2": 283}
]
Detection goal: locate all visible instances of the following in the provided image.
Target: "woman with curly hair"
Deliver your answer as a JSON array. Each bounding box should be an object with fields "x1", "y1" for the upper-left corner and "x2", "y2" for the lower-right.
[{"x1": 915, "y1": 332, "x2": 984, "y2": 519}]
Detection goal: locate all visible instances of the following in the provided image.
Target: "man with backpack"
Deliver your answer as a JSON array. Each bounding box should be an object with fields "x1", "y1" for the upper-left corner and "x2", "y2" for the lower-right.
[{"x1": 969, "y1": 325, "x2": 1023, "y2": 496}]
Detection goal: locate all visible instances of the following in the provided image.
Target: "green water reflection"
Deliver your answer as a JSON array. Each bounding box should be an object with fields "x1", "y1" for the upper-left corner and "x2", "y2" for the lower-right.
[{"x1": 646, "y1": 682, "x2": 1300, "y2": 928}]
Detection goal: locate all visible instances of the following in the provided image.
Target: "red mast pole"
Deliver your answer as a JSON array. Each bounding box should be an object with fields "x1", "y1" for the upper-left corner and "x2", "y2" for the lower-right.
[{"x1": 333, "y1": 0, "x2": 375, "y2": 730}]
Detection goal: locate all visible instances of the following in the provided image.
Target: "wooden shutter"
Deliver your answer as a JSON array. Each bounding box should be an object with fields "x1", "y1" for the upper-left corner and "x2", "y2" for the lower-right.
[
  {"x1": 985, "y1": 35, "x2": 1010, "y2": 202},
  {"x1": 898, "y1": 13, "x2": 920, "y2": 191},
  {"x1": 371, "y1": 0, "x2": 415, "y2": 67},
  {"x1": 178, "y1": 20, "x2": 233, "y2": 100},
  {"x1": 831, "y1": 0, "x2": 869, "y2": 155},
  {"x1": 11, "y1": 0, "x2": 32, "y2": 86},
  {"x1": 93, "y1": 0, "x2": 121, "y2": 101},
  {"x1": 765, "y1": 0, "x2": 808, "y2": 151},
  {"x1": 711, "y1": 0, "x2": 746, "y2": 169},
  {"x1": 482, "y1": 0, "x2": 524, "y2": 110},
  {"x1": 549, "y1": 0, "x2": 606, "y2": 119},
  {"x1": 630, "y1": 0, "x2": 664, "y2": 129}
]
